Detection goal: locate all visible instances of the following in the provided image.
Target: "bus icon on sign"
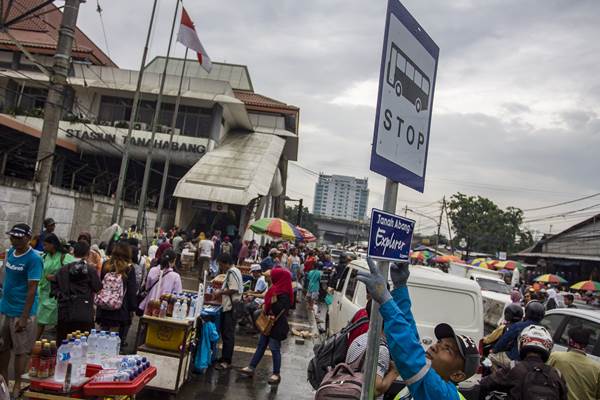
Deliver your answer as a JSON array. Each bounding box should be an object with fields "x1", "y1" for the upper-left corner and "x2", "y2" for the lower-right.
[{"x1": 386, "y1": 42, "x2": 430, "y2": 113}]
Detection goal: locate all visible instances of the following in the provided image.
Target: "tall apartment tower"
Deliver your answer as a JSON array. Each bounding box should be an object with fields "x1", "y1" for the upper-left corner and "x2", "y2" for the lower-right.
[{"x1": 313, "y1": 174, "x2": 369, "y2": 221}]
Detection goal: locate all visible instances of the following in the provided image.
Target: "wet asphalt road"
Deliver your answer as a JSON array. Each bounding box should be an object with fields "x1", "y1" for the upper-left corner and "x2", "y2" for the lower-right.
[{"x1": 138, "y1": 297, "x2": 318, "y2": 400}]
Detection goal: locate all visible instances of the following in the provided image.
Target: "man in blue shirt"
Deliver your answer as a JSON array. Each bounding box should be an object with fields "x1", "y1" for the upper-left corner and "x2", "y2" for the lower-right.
[
  {"x1": 357, "y1": 258, "x2": 479, "y2": 400},
  {"x1": 0, "y1": 223, "x2": 43, "y2": 397}
]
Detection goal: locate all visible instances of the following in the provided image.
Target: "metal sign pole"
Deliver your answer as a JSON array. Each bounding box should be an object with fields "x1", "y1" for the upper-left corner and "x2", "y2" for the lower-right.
[{"x1": 361, "y1": 179, "x2": 397, "y2": 400}]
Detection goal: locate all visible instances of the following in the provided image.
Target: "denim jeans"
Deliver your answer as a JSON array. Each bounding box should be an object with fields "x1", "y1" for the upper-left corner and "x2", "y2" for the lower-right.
[{"x1": 249, "y1": 334, "x2": 282, "y2": 374}]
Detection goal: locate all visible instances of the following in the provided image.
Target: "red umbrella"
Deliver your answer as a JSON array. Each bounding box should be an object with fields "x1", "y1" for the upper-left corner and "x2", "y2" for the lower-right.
[{"x1": 296, "y1": 226, "x2": 317, "y2": 242}]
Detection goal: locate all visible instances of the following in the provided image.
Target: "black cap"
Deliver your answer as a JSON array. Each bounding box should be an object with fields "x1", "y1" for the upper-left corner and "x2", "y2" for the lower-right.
[
  {"x1": 43, "y1": 218, "x2": 56, "y2": 227},
  {"x1": 6, "y1": 223, "x2": 32, "y2": 238},
  {"x1": 434, "y1": 323, "x2": 480, "y2": 379}
]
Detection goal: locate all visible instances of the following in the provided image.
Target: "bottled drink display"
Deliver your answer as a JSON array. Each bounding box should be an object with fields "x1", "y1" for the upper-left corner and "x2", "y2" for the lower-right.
[
  {"x1": 54, "y1": 340, "x2": 71, "y2": 382},
  {"x1": 70, "y1": 339, "x2": 83, "y2": 378},
  {"x1": 38, "y1": 343, "x2": 51, "y2": 378},
  {"x1": 29, "y1": 341, "x2": 42, "y2": 377},
  {"x1": 91, "y1": 355, "x2": 151, "y2": 383}
]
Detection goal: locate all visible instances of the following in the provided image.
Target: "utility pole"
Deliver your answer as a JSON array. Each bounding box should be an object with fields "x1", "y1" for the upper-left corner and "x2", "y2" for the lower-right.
[
  {"x1": 155, "y1": 48, "x2": 188, "y2": 230},
  {"x1": 435, "y1": 196, "x2": 444, "y2": 251},
  {"x1": 32, "y1": 0, "x2": 82, "y2": 234},
  {"x1": 111, "y1": 0, "x2": 159, "y2": 225},
  {"x1": 444, "y1": 198, "x2": 455, "y2": 253},
  {"x1": 296, "y1": 198, "x2": 303, "y2": 226},
  {"x1": 136, "y1": 0, "x2": 181, "y2": 229}
]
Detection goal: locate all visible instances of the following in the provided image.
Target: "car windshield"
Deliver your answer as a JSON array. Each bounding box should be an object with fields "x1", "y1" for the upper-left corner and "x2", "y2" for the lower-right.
[{"x1": 476, "y1": 277, "x2": 511, "y2": 294}]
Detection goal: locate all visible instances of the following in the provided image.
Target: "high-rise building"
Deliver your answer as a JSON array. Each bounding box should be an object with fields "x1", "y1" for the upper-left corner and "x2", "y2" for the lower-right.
[{"x1": 313, "y1": 174, "x2": 369, "y2": 221}]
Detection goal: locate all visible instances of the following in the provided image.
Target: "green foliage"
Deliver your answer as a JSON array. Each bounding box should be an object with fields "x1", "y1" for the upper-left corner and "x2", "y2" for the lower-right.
[
  {"x1": 447, "y1": 193, "x2": 533, "y2": 255},
  {"x1": 284, "y1": 205, "x2": 319, "y2": 236}
]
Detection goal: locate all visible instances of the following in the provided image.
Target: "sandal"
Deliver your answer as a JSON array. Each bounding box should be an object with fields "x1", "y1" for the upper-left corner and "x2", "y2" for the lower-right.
[
  {"x1": 268, "y1": 374, "x2": 281, "y2": 385},
  {"x1": 214, "y1": 362, "x2": 232, "y2": 370},
  {"x1": 238, "y1": 367, "x2": 254, "y2": 377}
]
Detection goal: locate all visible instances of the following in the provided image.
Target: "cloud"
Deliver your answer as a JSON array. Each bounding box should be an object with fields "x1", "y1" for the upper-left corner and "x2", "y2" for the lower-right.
[{"x1": 74, "y1": 0, "x2": 600, "y2": 235}]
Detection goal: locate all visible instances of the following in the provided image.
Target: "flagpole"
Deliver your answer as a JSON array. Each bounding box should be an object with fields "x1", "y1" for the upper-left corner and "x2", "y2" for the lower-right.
[
  {"x1": 111, "y1": 0, "x2": 159, "y2": 224},
  {"x1": 136, "y1": 0, "x2": 181, "y2": 229},
  {"x1": 155, "y1": 47, "x2": 188, "y2": 229}
]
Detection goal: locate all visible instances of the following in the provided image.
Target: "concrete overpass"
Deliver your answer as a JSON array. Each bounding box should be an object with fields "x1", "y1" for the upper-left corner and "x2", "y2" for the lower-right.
[{"x1": 313, "y1": 215, "x2": 370, "y2": 245}]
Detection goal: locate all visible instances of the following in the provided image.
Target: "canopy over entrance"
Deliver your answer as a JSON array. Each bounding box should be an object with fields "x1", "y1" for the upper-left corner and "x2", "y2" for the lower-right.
[{"x1": 173, "y1": 132, "x2": 285, "y2": 206}]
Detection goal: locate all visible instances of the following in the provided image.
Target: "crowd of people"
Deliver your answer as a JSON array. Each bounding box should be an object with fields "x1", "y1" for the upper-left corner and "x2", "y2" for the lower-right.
[{"x1": 2, "y1": 218, "x2": 598, "y2": 400}]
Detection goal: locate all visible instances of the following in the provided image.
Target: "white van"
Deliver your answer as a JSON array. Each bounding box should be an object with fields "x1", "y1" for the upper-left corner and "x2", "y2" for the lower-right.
[{"x1": 327, "y1": 260, "x2": 484, "y2": 346}]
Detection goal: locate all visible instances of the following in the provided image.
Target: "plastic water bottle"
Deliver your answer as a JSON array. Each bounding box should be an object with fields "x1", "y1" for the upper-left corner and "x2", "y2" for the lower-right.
[
  {"x1": 188, "y1": 297, "x2": 196, "y2": 319},
  {"x1": 173, "y1": 300, "x2": 182, "y2": 319},
  {"x1": 80, "y1": 337, "x2": 88, "y2": 364},
  {"x1": 113, "y1": 333, "x2": 121, "y2": 356},
  {"x1": 98, "y1": 331, "x2": 108, "y2": 362},
  {"x1": 70, "y1": 339, "x2": 83, "y2": 379},
  {"x1": 159, "y1": 300, "x2": 167, "y2": 318},
  {"x1": 87, "y1": 330, "x2": 98, "y2": 364},
  {"x1": 54, "y1": 340, "x2": 70, "y2": 381},
  {"x1": 181, "y1": 301, "x2": 188, "y2": 320}
]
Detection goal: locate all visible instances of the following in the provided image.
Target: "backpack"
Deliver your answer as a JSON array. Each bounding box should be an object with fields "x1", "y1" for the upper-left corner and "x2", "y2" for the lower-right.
[
  {"x1": 307, "y1": 316, "x2": 369, "y2": 389},
  {"x1": 94, "y1": 271, "x2": 124, "y2": 310},
  {"x1": 314, "y1": 349, "x2": 366, "y2": 400},
  {"x1": 221, "y1": 242, "x2": 232, "y2": 255},
  {"x1": 518, "y1": 362, "x2": 563, "y2": 400}
]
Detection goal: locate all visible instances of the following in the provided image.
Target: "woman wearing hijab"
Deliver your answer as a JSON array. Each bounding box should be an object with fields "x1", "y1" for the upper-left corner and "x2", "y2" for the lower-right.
[
  {"x1": 37, "y1": 233, "x2": 75, "y2": 339},
  {"x1": 239, "y1": 268, "x2": 293, "y2": 385},
  {"x1": 153, "y1": 242, "x2": 172, "y2": 267}
]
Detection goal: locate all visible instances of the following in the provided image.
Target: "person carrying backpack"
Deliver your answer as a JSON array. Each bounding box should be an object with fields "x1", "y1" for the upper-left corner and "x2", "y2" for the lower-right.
[
  {"x1": 51, "y1": 241, "x2": 102, "y2": 343},
  {"x1": 477, "y1": 325, "x2": 568, "y2": 400},
  {"x1": 95, "y1": 241, "x2": 138, "y2": 341}
]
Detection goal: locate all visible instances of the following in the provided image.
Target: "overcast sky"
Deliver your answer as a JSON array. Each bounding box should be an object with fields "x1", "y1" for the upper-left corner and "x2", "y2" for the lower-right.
[{"x1": 76, "y1": 0, "x2": 600, "y2": 236}]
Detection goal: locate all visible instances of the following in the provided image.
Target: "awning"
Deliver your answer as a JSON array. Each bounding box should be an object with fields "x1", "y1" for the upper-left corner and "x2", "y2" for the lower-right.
[
  {"x1": 516, "y1": 252, "x2": 600, "y2": 262},
  {"x1": 173, "y1": 131, "x2": 285, "y2": 205}
]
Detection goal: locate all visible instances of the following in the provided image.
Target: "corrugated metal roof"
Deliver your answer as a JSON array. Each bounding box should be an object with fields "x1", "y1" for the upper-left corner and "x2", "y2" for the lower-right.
[
  {"x1": 173, "y1": 132, "x2": 285, "y2": 205},
  {"x1": 145, "y1": 57, "x2": 254, "y2": 91}
]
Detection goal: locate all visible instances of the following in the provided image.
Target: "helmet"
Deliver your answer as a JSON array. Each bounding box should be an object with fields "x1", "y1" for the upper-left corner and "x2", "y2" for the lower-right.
[
  {"x1": 518, "y1": 325, "x2": 553, "y2": 362},
  {"x1": 504, "y1": 304, "x2": 524, "y2": 323},
  {"x1": 524, "y1": 300, "x2": 545, "y2": 322}
]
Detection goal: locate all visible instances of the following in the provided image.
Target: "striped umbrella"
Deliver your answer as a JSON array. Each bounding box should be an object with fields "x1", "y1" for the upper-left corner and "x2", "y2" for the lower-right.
[
  {"x1": 296, "y1": 226, "x2": 317, "y2": 242},
  {"x1": 493, "y1": 260, "x2": 522, "y2": 271},
  {"x1": 534, "y1": 274, "x2": 568, "y2": 285},
  {"x1": 470, "y1": 258, "x2": 488, "y2": 267},
  {"x1": 432, "y1": 255, "x2": 461, "y2": 263},
  {"x1": 570, "y1": 280, "x2": 600, "y2": 292},
  {"x1": 250, "y1": 218, "x2": 304, "y2": 242}
]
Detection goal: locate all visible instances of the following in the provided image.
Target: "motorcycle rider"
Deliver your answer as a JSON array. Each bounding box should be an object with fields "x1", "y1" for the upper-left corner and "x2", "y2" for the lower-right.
[
  {"x1": 482, "y1": 304, "x2": 524, "y2": 356},
  {"x1": 357, "y1": 259, "x2": 480, "y2": 400},
  {"x1": 488, "y1": 300, "x2": 545, "y2": 369},
  {"x1": 477, "y1": 325, "x2": 567, "y2": 399}
]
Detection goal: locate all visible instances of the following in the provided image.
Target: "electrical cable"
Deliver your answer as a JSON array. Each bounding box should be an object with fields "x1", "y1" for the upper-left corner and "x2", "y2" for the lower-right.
[{"x1": 523, "y1": 192, "x2": 600, "y2": 212}]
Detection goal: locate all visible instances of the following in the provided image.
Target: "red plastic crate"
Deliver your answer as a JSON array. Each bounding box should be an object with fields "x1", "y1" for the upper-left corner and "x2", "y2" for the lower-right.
[
  {"x1": 83, "y1": 366, "x2": 156, "y2": 396},
  {"x1": 29, "y1": 376, "x2": 90, "y2": 397}
]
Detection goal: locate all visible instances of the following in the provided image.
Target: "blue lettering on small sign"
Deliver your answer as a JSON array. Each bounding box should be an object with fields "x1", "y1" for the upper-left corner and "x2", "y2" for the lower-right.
[{"x1": 368, "y1": 208, "x2": 415, "y2": 262}]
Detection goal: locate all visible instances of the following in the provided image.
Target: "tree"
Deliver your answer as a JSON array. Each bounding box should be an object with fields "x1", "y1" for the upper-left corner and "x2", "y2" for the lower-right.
[
  {"x1": 284, "y1": 205, "x2": 319, "y2": 237},
  {"x1": 447, "y1": 193, "x2": 533, "y2": 256}
]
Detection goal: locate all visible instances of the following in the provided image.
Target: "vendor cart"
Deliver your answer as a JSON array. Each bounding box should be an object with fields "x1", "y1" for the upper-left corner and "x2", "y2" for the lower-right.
[{"x1": 134, "y1": 316, "x2": 195, "y2": 395}]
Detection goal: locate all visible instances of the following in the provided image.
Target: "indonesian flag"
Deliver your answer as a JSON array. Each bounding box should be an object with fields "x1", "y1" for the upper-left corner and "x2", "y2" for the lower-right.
[{"x1": 177, "y1": 7, "x2": 212, "y2": 72}]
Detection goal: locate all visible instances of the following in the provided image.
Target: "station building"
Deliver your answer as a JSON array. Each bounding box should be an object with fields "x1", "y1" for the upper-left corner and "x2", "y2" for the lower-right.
[{"x1": 0, "y1": 1, "x2": 299, "y2": 245}]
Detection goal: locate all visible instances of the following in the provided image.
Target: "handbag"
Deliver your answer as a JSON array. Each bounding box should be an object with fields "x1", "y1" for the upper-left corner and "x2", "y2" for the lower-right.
[{"x1": 255, "y1": 309, "x2": 285, "y2": 336}]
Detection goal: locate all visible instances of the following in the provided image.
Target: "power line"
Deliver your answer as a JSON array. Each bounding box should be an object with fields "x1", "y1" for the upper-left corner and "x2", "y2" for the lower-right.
[
  {"x1": 523, "y1": 192, "x2": 600, "y2": 212},
  {"x1": 523, "y1": 203, "x2": 600, "y2": 223}
]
